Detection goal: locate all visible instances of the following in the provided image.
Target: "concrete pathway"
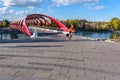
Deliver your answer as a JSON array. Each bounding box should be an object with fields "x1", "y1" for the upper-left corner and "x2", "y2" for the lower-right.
[{"x1": 0, "y1": 35, "x2": 120, "y2": 80}]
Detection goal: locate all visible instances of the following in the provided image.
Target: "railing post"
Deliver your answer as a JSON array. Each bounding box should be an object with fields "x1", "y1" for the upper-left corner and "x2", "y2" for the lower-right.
[{"x1": 0, "y1": 33, "x2": 2, "y2": 40}]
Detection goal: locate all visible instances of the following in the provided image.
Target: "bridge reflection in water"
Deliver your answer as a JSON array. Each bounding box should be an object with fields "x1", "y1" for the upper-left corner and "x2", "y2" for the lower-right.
[{"x1": 0, "y1": 29, "x2": 26, "y2": 40}]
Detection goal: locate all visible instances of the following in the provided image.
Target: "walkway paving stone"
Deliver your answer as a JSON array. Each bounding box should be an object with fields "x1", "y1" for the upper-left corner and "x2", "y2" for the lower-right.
[{"x1": 0, "y1": 35, "x2": 120, "y2": 80}]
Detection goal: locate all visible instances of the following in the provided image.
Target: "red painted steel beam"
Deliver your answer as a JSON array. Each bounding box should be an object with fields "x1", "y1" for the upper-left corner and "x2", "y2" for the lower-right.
[{"x1": 9, "y1": 14, "x2": 69, "y2": 37}]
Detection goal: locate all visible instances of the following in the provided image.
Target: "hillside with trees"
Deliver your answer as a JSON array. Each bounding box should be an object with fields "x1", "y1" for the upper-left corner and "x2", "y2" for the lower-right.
[
  {"x1": 0, "y1": 19, "x2": 10, "y2": 28},
  {"x1": 0, "y1": 17, "x2": 120, "y2": 32},
  {"x1": 61, "y1": 17, "x2": 120, "y2": 32}
]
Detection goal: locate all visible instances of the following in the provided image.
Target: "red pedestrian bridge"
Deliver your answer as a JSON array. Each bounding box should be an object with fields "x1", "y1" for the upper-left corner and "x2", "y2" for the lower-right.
[{"x1": 9, "y1": 14, "x2": 69, "y2": 37}]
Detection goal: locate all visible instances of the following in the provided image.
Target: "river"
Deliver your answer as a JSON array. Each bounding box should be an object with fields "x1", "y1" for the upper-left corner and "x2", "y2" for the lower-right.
[
  {"x1": 0, "y1": 31, "x2": 114, "y2": 40},
  {"x1": 75, "y1": 30, "x2": 112, "y2": 39},
  {"x1": 0, "y1": 34, "x2": 27, "y2": 40}
]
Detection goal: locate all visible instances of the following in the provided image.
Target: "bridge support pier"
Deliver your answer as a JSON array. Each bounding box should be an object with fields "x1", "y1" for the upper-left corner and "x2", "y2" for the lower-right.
[{"x1": 31, "y1": 28, "x2": 38, "y2": 38}]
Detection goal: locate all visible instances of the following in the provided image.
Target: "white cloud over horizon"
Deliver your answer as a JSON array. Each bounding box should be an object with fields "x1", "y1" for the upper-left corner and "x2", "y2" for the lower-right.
[
  {"x1": 0, "y1": 0, "x2": 107, "y2": 21},
  {"x1": 0, "y1": 0, "x2": 102, "y2": 12},
  {"x1": 51, "y1": 0, "x2": 104, "y2": 10},
  {"x1": 1, "y1": 0, "x2": 42, "y2": 7},
  {"x1": 52, "y1": 0, "x2": 99, "y2": 6},
  {"x1": 0, "y1": 0, "x2": 42, "y2": 17}
]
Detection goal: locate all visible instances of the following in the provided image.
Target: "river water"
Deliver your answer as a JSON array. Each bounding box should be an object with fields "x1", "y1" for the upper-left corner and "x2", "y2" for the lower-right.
[
  {"x1": 0, "y1": 31, "x2": 113, "y2": 40},
  {"x1": 0, "y1": 34, "x2": 27, "y2": 40},
  {"x1": 75, "y1": 31, "x2": 112, "y2": 39}
]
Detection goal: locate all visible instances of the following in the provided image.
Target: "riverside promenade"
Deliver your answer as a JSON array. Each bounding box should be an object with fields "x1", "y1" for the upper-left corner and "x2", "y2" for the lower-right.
[{"x1": 0, "y1": 34, "x2": 120, "y2": 80}]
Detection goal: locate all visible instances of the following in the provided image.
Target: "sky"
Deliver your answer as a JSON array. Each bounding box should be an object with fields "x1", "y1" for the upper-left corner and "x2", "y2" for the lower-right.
[{"x1": 0, "y1": 0, "x2": 120, "y2": 21}]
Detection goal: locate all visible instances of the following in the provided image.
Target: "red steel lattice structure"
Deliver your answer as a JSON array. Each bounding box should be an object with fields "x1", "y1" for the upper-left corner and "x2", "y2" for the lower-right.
[{"x1": 9, "y1": 14, "x2": 69, "y2": 37}]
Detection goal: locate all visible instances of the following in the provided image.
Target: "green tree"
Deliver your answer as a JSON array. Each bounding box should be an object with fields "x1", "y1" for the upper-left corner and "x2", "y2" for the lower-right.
[
  {"x1": 2, "y1": 20, "x2": 7, "y2": 27},
  {"x1": 109, "y1": 17, "x2": 120, "y2": 30},
  {"x1": 0, "y1": 19, "x2": 10, "y2": 28},
  {"x1": 65, "y1": 19, "x2": 71, "y2": 28}
]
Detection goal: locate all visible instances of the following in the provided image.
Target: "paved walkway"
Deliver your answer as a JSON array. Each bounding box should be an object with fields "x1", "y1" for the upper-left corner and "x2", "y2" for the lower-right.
[{"x1": 0, "y1": 35, "x2": 120, "y2": 80}]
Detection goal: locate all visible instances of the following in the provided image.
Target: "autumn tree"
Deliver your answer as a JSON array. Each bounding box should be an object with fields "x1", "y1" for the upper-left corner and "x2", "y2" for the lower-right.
[
  {"x1": 0, "y1": 19, "x2": 10, "y2": 28},
  {"x1": 109, "y1": 17, "x2": 120, "y2": 30}
]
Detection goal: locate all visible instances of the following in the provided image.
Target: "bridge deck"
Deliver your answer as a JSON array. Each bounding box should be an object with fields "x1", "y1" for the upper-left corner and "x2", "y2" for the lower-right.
[{"x1": 0, "y1": 35, "x2": 120, "y2": 80}]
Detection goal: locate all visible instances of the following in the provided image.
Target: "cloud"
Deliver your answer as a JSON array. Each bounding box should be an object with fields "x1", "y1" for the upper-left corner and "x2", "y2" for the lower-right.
[
  {"x1": 52, "y1": 0, "x2": 99, "y2": 6},
  {"x1": 0, "y1": 0, "x2": 42, "y2": 16},
  {"x1": 94, "y1": 5, "x2": 105, "y2": 10},
  {"x1": 10, "y1": 10, "x2": 15, "y2": 13},
  {"x1": 84, "y1": 3, "x2": 95, "y2": 7},
  {"x1": 15, "y1": 11, "x2": 26, "y2": 15},
  {"x1": 0, "y1": 7, "x2": 7, "y2": 14},
  {"x1": 1, "y1": 0, "x2": 42, "y2": 7}
]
